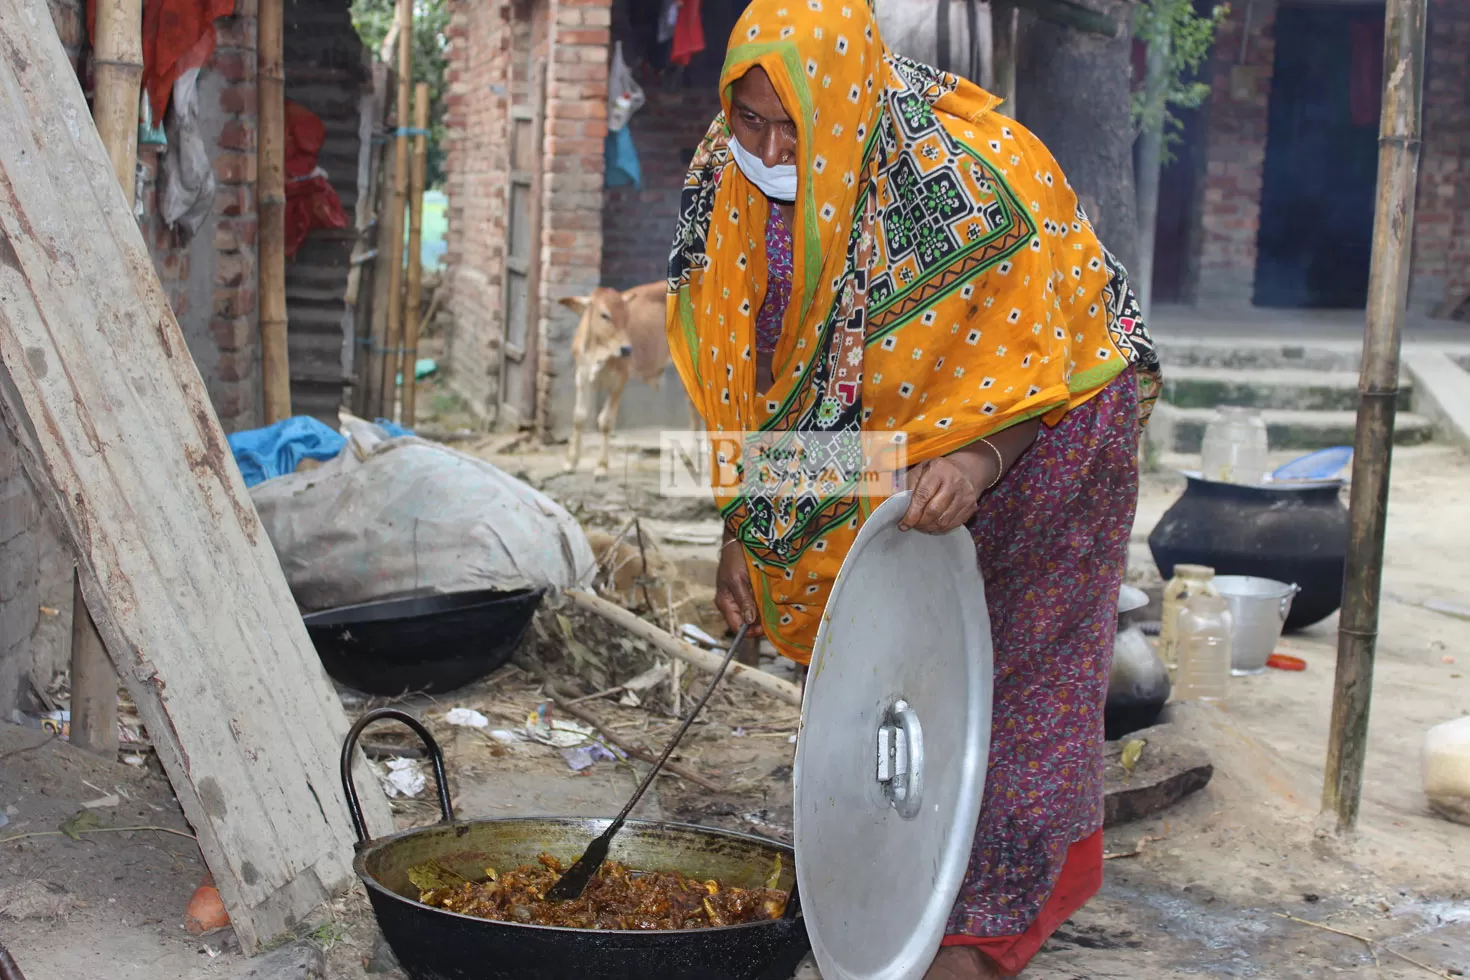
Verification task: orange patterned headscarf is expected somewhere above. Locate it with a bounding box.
[666,0,1158,663]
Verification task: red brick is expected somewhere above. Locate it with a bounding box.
[216,348,256,383]
[219,120,255,152]
[216,184,252,216]
[212,384,250,420]
[211,316,254,350]
[214,287,257,318]
[214,16,256,50]
[215,152,257,185]
[214,251,255,287]
[211,49,253,83]
[219,84,258,115]
[213,217,259,251]
[159,251,189,282]
[557,28,609,45]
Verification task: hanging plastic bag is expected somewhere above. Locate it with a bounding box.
[607,41,645,132]
[160,68,216,241]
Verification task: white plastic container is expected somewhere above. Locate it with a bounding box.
[1424,715,1470,825]
[1160,564,1217,674]
[1201,407,1270,485]
[1172,595,1233,703]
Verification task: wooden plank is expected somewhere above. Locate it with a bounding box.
[69,569,119,757]
[0,0,393,952]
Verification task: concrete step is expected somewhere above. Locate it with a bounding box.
[1161,366,1414,412]
[1151,405,1435,453]
[1157,338,1366,372]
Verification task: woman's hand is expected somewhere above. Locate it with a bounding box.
[715,539,765,636]
[899,444,1002,533]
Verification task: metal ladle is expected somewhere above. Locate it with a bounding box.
[544,623,751,901]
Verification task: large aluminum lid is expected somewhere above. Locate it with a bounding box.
[793,491,994,980]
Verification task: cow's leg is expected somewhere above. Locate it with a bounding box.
[595,375,625,478]
[566,372,591,472]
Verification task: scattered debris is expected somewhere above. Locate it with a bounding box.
[680,623,720,648]
[1267,654,1307,671]
[378,758,428,799]
[224,940,325,979]
[1274,912,1456,979]
[560,742,624,772]
[80,793,120,810]
[1120,739,1146,775]
[184,874,230,936]
[1103,832,1169,861]
[0,880,79,921]
[444,707,490,729]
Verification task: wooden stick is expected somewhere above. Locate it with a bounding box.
[566,590,803,707]
[518,658,721,792]
[91,0,143,204]
[1274,913,1452,979]
[257,0,291,423]
[1322,0,1426,833]
[364,120,398,418]
[379,0,414,421]
[401,82,429,426]
[69,570,119,758]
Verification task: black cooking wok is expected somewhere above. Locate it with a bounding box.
[306,588,543,695]
[341,708,810,980]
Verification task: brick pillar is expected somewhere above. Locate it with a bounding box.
[0,426,40,721]
[536,0,610,435]
[1416,0,1470,315]
[1193,0,1276,308]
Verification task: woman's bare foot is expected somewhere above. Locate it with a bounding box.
[923,946,1003,979]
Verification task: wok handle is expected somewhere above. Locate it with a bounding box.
[340,707,455,844]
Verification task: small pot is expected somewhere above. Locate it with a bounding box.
[1213,575,1299,675]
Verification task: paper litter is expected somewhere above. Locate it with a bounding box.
[445,707,490,728]
[379,757,428,798]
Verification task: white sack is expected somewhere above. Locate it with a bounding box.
[251,422,596,612]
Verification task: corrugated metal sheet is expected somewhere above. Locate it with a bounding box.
[283,0,371,425]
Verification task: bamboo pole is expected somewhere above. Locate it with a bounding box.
[402,82,429,425]
[379,0,414,421]
[354,63,393,417]
[92,0,143,202]
[1321,0,1426,834]
[258,0,291,423]
[74,0,140,754]
[566,590,804,707]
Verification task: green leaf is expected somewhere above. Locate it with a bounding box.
[1120,739,1147,774]
[59,809,105,841]
[407,860,469,896]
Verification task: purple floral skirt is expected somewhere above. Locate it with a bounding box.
[946,369,1140,938]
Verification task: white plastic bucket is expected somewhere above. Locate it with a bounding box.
[1212,575,1299,675]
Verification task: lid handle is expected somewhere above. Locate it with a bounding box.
[876,700,925,819]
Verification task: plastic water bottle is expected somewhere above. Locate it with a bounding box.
[1201,407,1270,485]
[1160,564,1218,674]
[1172,595,1233,703]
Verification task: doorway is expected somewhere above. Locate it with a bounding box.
[1253,3,1383,309]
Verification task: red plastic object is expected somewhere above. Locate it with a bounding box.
[1267,653,1307,671]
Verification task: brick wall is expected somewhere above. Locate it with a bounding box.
[443,0,513,417]
[1421,0,1470,315]
[0,426,40,720]
[1193,0,1469,315]
[536,0,611,434]
[601,86,720,290]
[1194,0,1275,306]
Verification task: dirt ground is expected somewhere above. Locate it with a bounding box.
[2,421,1468,980]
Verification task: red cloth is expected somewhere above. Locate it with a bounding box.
[940,829,1104,976]
[1349,19,1384,128]
[88,0,237,120]
[670,0,705,66]
[283,101,349,260]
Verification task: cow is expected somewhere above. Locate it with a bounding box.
[560,281,703,477]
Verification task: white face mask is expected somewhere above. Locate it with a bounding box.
[729,136,798,204]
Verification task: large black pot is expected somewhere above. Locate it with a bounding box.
[304,588,543,695]
[341,709,810,980]
[1148,475,1348,631]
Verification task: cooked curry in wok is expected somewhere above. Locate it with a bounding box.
[409,853,790,931]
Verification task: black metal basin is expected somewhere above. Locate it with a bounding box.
[304,588,543,695]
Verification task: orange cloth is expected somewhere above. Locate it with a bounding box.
[88,0,236,120]
[666,0,1139,663]
[941,829,1104,976]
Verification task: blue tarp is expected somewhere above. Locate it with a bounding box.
[228,416,347,487]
